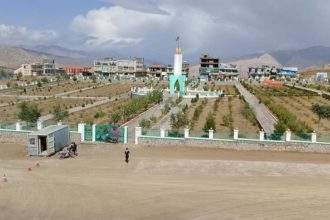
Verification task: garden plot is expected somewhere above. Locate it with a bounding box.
[65,98,130,124]
[0,97,90,122]
[271,96,330,131]
[10,81,98,96]
[187,96,259,138]
[69,82,142,98]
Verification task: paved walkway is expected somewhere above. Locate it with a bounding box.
[121,104,163,143]
[235,83,277,132]
[151,98,191,131]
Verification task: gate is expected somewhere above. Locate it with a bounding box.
[95,125,125,143]
[84,125,93,141]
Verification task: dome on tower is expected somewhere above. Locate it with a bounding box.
[175,48,182,54]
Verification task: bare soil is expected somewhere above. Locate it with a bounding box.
[2,143,330,219]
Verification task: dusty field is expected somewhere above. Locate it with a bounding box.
[2,144,330,219]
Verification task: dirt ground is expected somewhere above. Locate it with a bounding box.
[2,143,330,219]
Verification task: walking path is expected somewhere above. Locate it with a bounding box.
[286,84,330,96]
[235,83,277,132]
[39,92,130,122]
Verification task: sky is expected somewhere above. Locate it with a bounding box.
[1,0,330,63]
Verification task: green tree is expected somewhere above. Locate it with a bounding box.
[41,77,49,83]
[203,112,216,133]
[52,105,69,122]
[37,80,42,87]
[16,72,22,80]
[312,104,330,123]
[170,111,189,131]
[90,75,97,83]
[274,121,287,134]
[110,112,121,123]
[139,118,151,129]
[18,102,42,123]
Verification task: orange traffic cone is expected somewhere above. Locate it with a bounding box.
[3,175,7,183]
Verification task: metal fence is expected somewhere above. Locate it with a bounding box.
[95,124,125,143]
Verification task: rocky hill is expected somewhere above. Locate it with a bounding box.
[0,45,99,69]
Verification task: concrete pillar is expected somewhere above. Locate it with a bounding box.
[285,129,291,142]
[233,128,239,140]
[78,123,85,142]
[311,131,317,143]
[92,124,97,142]
[57,120,62,125]
[184,127,190,138]
[37,120,43,130]
[209,129,214,139]
[160,128,166,138]
[135,127,142,145]
[15,121,21,131]
[124,126,128,144]
[259,129,265,141]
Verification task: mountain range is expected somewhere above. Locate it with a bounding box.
[1,45,330,73]
[229,46,330,73]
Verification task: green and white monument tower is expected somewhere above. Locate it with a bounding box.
[169,37,186,95]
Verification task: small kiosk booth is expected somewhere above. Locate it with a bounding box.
[28,125,70,156]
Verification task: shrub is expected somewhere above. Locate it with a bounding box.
[139,118,151,129]
[203,112,216,133]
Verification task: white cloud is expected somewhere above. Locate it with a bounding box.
[0,24,57,46]
[71,0,330,61]
[72,6,170,48]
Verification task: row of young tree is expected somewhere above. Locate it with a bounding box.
[241,81,318,134]
[110,90,163,124]
[18,102,69,124]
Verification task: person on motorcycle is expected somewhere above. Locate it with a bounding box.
[71,142,78,156]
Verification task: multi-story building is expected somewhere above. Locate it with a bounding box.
[93,57,117,75]
[182,61,190,77]
[199,54,239,81]
[147,64,173,79]
[248,66,280,79]
[14,59,56,76]
[199,54,220,77]
[93,57,145,76]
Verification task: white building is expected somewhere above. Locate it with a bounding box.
[316,72,328,82]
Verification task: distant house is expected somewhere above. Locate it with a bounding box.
[248,65,279,79]
[279,67,298,76]
[64,66,93,75]
[315,72,328,81]
[14,59,57,76]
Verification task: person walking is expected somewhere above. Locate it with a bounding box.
[125,148,130,163]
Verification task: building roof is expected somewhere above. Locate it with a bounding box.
[29,125,68,136]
